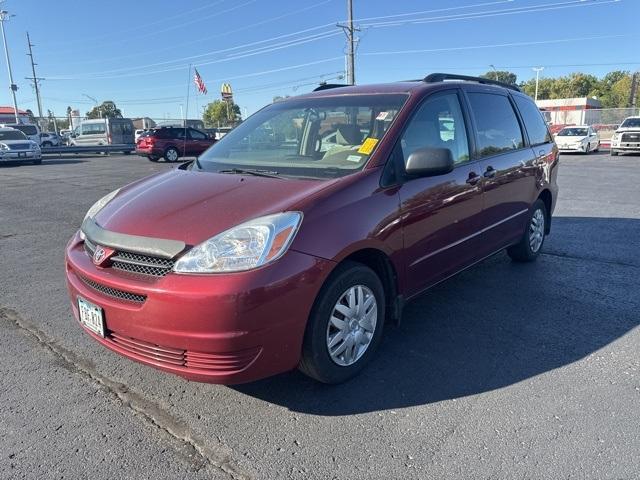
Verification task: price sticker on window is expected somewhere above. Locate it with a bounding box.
[358,137,379,155]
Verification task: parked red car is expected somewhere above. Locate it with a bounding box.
[135,126,216,162]
[66,74,559,384]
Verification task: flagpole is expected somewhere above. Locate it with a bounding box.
[183,63,191,157]
[194,66,199,127]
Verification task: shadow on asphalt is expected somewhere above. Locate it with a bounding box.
[0,159,88,167]
[234,217,639,415]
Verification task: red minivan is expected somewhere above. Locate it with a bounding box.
[135,126,216,162]
[66,74,559,384]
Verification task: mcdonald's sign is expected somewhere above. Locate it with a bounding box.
[221,83,233,101]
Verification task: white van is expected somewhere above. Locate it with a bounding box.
[0,123,41,145]
[70,118,135,153]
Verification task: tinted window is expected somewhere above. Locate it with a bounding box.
[468,93,524,158]
[189,129,207,140]
[514,95,551,145]
[400,92,470,166]
[12,125,37,136]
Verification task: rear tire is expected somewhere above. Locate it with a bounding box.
[299,261,385,384]
[164,147,179,162]
[507,199,547,263]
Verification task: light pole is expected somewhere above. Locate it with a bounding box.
[82,93,100,118]
[489,64,498,81]
[0,7,19,123]
[532,67,544,102]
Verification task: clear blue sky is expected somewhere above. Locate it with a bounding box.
[1,0,638,121]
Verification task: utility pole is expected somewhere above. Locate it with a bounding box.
[532,67,545,102]
[0,7,19,123]
[26,32,44,120]
[628,72,638,109]
[337,0,358,85]
[82,93,100,118]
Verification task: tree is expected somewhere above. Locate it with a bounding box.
[202,100,241,127]
[480,70,517,85]
[86,100,123,119]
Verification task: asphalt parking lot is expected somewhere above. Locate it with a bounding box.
[1,151,639,479]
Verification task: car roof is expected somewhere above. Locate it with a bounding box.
[284,76,520,103]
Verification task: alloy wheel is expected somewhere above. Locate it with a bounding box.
[529,208,545,253]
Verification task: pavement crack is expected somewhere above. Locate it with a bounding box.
[0,306,252,480]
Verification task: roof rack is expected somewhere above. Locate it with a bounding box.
[423,73,521,92]
[313,83,349,92]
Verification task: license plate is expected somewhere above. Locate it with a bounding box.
[78,297,105,337]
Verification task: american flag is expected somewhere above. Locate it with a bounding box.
[193,68,207,95]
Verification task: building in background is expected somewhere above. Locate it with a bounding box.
[536,97,602,126]
[0,107,31,124]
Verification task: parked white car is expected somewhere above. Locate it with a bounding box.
[610,116,640,156]
[0,127,42,164]
[555,125,599,153]
[40,132,61,147]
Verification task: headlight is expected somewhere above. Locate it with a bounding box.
[0,143,9,151]
[83,188,121,223]
[30,141,40,150]
[173,212,302,273]
[611,133,619,141]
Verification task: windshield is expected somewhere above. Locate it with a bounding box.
[620,118,640,128]
[0,130,28,141]
[558,128,588,136]
[197,94,408,179]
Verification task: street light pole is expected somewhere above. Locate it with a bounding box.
[490,64,498,81]
[82,93,100,119]
[0,8,19,123]
[532,67,544,102]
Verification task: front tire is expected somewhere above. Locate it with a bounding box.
[507,199,547,262]
[611,150,619,156]
[164,147,179,162]
[299,261,385,384]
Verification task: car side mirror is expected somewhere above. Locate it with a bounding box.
[405,147,455,177]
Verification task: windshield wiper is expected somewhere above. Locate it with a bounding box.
[217,168,282,178]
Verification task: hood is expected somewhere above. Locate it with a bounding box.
[1,139,35,147]
[616,127,640,133]
[94,169,334,246]
[556,134,587,141]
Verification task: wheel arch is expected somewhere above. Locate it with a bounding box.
[338,248,403,324]
[537,189,553,234]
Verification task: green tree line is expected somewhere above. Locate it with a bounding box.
[479,70,637,108]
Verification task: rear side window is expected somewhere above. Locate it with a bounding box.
[513,95,552,145]
[82,123,106,135]
[189,129,207,140]
[467,93,524,158]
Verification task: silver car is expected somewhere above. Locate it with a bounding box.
[0,127,42,164]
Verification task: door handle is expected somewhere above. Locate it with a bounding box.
[466,172,481,185]
[483,166,496,178]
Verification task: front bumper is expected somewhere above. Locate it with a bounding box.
[0,150,41,161]
[610,142,640,152]
[556,143,587,152]
[65,232,335,384]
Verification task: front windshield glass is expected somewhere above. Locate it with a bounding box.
[0,130,27,141]
[197,94,408,179]
[558,128,588,136]
[620,118,640,128]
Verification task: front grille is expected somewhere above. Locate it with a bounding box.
[621,132,640,142]
[79,275,146,303]
[83,239,175,277]
[107,332,261,373]
[8,142,31,150]
[111,251,175,277]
